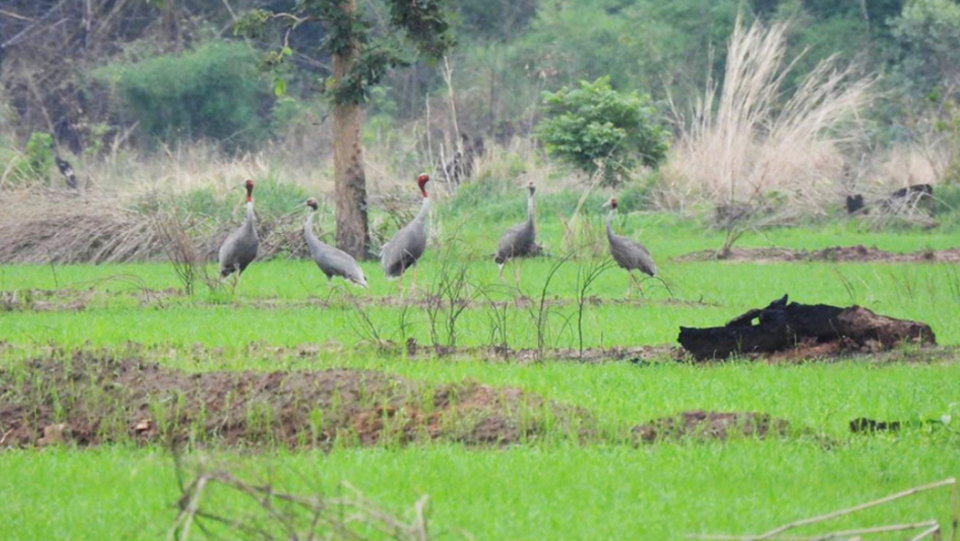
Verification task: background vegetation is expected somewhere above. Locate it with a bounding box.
[2,2,960,539]
[4,0,960,195]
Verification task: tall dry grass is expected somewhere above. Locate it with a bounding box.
[84,140,327,196]
[659,17,874,220]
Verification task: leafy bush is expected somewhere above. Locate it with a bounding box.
[0,132,54,188]
[134,176,310,223]
[891,0,960,93]
[99,41,270,151]
[536,77,668,185]
[23,132,54,182]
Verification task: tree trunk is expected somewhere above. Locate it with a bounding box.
[332,0,370,260]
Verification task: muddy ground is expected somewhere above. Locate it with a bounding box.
[0,351,596,449]
[0,351,817,450]
[1,348,934,450]
[0,285,712,313]
[676,245,960,263]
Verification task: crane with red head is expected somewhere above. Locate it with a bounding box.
[218,179,259,289]
[380,174,431,291]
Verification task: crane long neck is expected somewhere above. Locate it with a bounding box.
[304,210,319,245]
[244,201,256,230]
[414,194,430,222]
[526,192,535,224]
[605,209,615,240]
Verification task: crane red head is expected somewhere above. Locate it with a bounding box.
[606,197,618,210]
[305,197,319,211]
[244,179,255,202]
[417,174,430,197]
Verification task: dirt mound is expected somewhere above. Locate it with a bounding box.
[676,245,960,263]
[631,411,791,443]
[0,352,593,449]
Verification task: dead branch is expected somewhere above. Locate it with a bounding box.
[169,462,449,541]
[689,478,957,541]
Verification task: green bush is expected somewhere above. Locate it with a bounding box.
[535,77,668,185]
[133,176,310,223]
[23,132,54,183]
[0,132,54,188]
[99,41,270,151]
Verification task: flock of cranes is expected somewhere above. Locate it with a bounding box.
[218,175,658,293]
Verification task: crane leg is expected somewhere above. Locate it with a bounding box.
[410,265,418,294]
[514,259,523,288]
[629,271,644,297]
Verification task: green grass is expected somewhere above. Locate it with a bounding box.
[2,440,958,541]
[1,217,959,540]
[1,257,957,347]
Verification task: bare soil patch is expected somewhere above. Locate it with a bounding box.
[400,340,679,364]
[675,245,960,263]
[631,411,792,443]
[0,352,594,449]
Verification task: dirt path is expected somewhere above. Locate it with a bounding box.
[675,245,960,263]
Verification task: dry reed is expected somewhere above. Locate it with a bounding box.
[660,16,874,219]
[0,189,309,265]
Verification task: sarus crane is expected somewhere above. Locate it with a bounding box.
[603,197,656,296]
[495,182,539,284]
[303,197,368,288]
[218,179,259,288]
[381,174,430,290]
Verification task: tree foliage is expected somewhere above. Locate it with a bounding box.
[891,0,960,94]
[235,0,455,106]
[536,77,668,184]
[97,42,269,151]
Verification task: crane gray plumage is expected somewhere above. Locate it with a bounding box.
[304,198,368,287]
[495,183,539,272]
[381,174,430,279]
[605,197,656,293]
[219,179,259,278]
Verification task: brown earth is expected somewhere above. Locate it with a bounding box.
[631,411,792,443]
[0,286,713,313]
[676,245,960,263]
[0,351,594,449]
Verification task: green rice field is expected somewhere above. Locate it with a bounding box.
[1,215,958,541]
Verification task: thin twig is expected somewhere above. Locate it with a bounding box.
[690,520,939,540]
[909,525,942,541]
[754,479,957,541]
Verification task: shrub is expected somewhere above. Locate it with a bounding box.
[0,132,54,188]
[99,41,270,151]
[536,77,668,185]
[891,0,960,94]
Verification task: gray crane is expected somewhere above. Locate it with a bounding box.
[381,174,430,290]
[218,179,259,287]
[603,197,656,295]
[303,197,368,288]
[495,182,540,284]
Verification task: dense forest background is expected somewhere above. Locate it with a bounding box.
[2,0,959,193]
